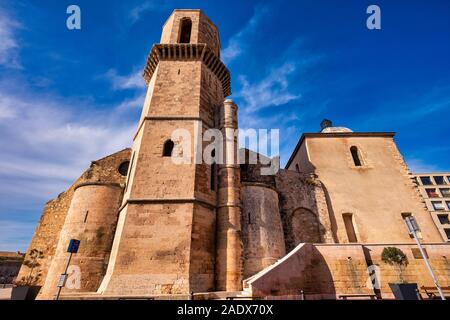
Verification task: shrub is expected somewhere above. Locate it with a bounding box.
[381,247,409,283]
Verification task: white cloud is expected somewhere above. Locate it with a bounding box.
[104,69,146,90]
[406,158,439,174]
[0,85,136,204]
[0,220,36,252]
[0,6,22,69]
[237,62,301,115]
[128,1,162,24]
[222,6,268,64]
[99,68,147,109]
[116,94,146,110]
[234,37,324,128]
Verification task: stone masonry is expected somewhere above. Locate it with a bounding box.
[18,10,450,300]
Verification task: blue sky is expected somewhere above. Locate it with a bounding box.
[0,0,449,251]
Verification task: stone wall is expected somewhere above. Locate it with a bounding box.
[364,243,450,299]
[246,243,450,299]
[241,185,285,279]
[0,252,24,285]
[17,149,130,294]
[275,169,334,252]
[160,10,221,57]
[100,202,195,296]
[287,134,443,244]
[246,244,372,299]
[38,184,124,299]
[15,181,80,287]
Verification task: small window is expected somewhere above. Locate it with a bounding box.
[295,164,300,172]
[210,150,216,191]
[426,188,439,198]
[179,18,192,44]
[118,161,130,176]
[350,146,362,167]
[440,188,450,198]
[420,176,433,185]
[211,163,216,191]
[438,214,450,225]
[343,213,358,243]
[163,140,174,157]
[432,201,445,211]
[444,228,450,240]
[434,176,446,185]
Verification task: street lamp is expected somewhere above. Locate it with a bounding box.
[55,239,80,300]
[404,215,445,300]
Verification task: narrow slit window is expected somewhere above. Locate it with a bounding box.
[179,18,192,44]
[84,211,89,223]
[210,149,216,191]
[211,163,216,191]
[350,146,362,167]
[343,213,358,243]
[163,140,174,157]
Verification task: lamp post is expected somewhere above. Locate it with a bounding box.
[404,216,445,300]
[55,239,80,300]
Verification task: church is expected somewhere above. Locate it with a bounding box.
[17,9,450,300]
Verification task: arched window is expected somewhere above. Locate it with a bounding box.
[350,146,362,166]
[163,140,174,157]
[179,18,192,44]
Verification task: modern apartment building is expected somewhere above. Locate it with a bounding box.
[414,173,450,241]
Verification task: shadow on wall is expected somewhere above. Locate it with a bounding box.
[289,207,323,246]
[320,183,339,243]
[246,243,336,299]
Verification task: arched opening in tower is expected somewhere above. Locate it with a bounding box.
[163,140,174,157]
[350,146,362,167]
[179,18,192,44]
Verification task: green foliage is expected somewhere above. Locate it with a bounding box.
[381,247,408,266]
[381,247,409,283]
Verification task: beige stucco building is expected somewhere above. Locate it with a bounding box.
[17,9,450,300]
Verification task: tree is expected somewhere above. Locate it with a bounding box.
[381,247,409,283]
[20,249,44,286]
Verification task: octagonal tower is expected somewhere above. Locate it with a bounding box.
[97,10,237,296]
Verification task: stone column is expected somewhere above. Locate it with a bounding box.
[215,99,243,291]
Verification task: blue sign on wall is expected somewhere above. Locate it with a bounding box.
[67,239,81,253]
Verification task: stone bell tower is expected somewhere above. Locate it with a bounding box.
[97,10,237,296]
